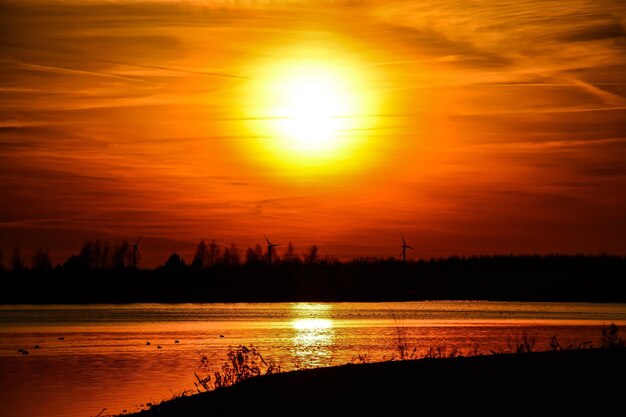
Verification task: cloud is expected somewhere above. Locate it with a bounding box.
[558,21,625,42]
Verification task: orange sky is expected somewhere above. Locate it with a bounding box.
[1,0,626,266]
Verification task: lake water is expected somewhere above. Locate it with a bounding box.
[1,301,626,417]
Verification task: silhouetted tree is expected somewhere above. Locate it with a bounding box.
[304,245,319,265]
[11,248,26,271]
[63,254,84,271]
[322,255,339,265]
[32,248,52,270]
[269,248,280,264]
[207,239,221,267]
[192,239,209,269]
[221,243,240,266]
[164,253,186,271]
[93,240,103,268]
[245,244,265,266]
[95,240,111,269]
[283,242,301,264]
[79,240,96,269]
[112,241,132,269]
[255,243,264,260]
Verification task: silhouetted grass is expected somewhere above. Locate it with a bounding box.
[390,324,625,360]
[393,323,418,360]
[195,345,280,392]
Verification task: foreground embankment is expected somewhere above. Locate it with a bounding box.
[128,348,626,417]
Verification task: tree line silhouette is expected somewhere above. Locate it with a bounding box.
[1,239,625,304]
[0,239,327,272]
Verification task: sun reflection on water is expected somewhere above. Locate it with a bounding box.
[293,318,333,331]
[291,304,335,369]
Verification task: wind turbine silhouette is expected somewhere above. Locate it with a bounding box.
[264,235,280,265]
[401,234,414,264]
[132,236,141,268]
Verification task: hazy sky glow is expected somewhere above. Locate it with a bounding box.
[1,0,625,265]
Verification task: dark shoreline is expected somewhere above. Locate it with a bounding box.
[2,255,626,304]
[127,348,626,417]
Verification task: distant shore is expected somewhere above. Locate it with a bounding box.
[2,255,626,304]
[128,348,626,417]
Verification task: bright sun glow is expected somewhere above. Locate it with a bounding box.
[242,53,382,173]
[276,69,352,153]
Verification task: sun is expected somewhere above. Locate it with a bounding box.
[241,54,382,173]
[275,68,351,154]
